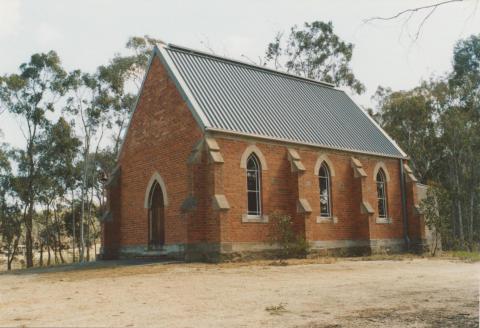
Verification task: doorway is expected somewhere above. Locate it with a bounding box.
[148,181,165,247]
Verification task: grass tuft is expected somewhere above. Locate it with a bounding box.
[444,251,480,263]
[265,303,287,315]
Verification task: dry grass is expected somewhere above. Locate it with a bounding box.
[265,303,288,315]
[441,251,480,263]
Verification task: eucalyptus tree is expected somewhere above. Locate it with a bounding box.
[442,34,480,247]
[264,21,365,94]
[0,51,67,267]
[377,34,480,250]
[65,70,110,262]
[0,144,21,270]
[373,84,442,183]
[37,117,81,263]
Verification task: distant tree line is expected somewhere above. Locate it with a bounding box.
[0,36,161,270]
[373,35,480,251]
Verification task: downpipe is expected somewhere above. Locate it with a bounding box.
[399,159,410,251]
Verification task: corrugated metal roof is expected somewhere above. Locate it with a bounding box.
[159,44,405,158]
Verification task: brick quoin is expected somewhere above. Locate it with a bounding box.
[101,54,426,261]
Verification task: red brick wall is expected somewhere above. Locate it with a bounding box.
[188,150,222,244]
[101,169,121,259]
[217,138,295,243]
[214,135,406,244]
[114,56,203,247]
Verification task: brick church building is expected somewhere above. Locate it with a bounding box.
[101,42,426,261]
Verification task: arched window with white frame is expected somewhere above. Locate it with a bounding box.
[319,162,332,217]
[246,153,262,216]
[376,168,388,218]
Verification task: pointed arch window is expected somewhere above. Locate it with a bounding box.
[376,169,388,218]
[246,153,262,216]
[319,162,332,217]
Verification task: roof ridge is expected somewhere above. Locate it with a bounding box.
[165,43,336,89]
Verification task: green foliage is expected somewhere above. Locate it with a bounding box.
[0,145,21,270]
[446,250,480,262]
[373,84,442,183]
[0,36,161,269]
[377,34,480,251]
[0,51,67,268]
[265,21,365,94]
[269,212,309,259]
[38,117,81,197]
[420,184,450,255]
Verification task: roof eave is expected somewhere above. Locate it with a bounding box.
[206,127,409,160]
[156,44,211,129]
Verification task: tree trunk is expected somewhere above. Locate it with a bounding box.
[469,191,474,247]
[80,185,85,262]
[457,199,464,245]
[25,201,34,268]
[47,244,52,266]
[71,188,76,263]
[8,236,19,271]
[57,234,65,264]
[39,243,44,266]
[80,156,87,262]
[54,208,65,264]
[53,242,59,264]
[453,158,464,246]
[87,241,90,261]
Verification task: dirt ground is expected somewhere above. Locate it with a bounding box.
[0,258,478,327]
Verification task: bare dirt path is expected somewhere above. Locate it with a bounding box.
[0,258,478,327]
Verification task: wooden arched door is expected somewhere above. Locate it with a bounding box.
[148,181,165,247]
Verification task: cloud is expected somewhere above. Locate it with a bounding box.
[0,0,21,38]
[35,22,62,46]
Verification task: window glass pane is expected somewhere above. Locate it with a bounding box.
[247,170,257,191]
[378,198,386,217]
[320,176,328,191]
[320,194,329,215]
[247,157,257,170]
[248,192,258,214]
[377,182,385,198]
[319,165,326,178]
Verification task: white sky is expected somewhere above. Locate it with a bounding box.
[0,0,479,148]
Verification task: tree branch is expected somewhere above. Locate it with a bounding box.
[364,0,464,23]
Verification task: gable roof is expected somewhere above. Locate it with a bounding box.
[126,43,407,159]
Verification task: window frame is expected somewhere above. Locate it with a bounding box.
[376,168,388,219]
[246,153,262,217]
[318,162,332,218]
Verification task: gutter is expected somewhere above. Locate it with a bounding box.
[207,127,409,160]
[399,159,410,250]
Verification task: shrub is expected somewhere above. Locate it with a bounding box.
[269,212,309,259]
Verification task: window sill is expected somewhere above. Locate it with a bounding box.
[316,216,338,224]
[376,217,392,224]
[242,214,269,223]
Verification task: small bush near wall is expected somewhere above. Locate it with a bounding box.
[269,212,309,259]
